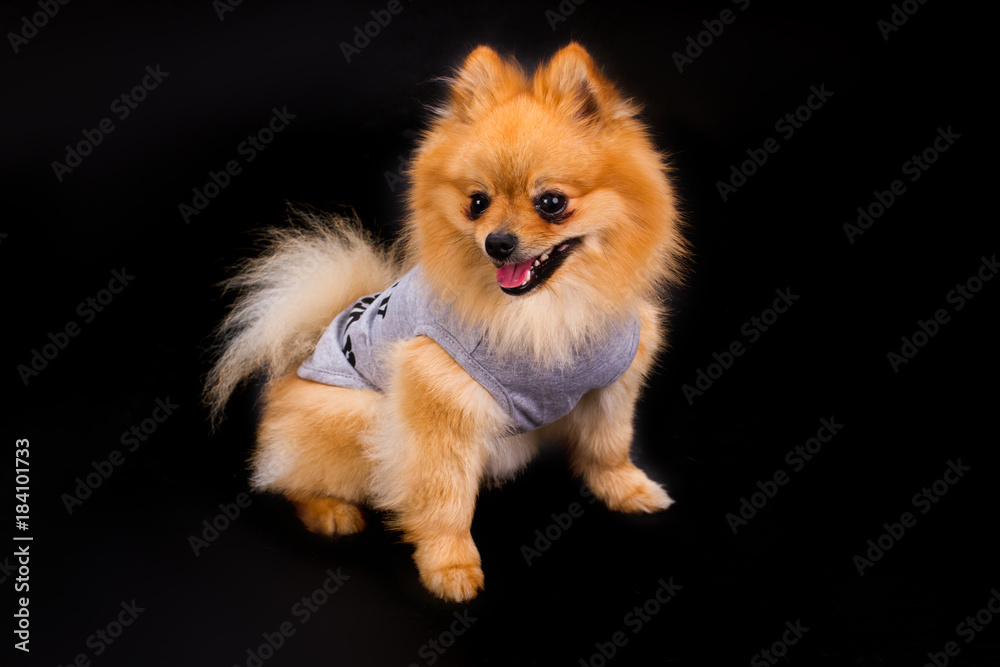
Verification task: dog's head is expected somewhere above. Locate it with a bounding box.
[407,44,685,355]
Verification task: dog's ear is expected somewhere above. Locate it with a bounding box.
[444,46,526,121]
[533,43,636,124]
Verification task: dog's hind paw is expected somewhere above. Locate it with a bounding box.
[293,496,366,537]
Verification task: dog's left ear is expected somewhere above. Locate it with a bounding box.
[533,43,636,124]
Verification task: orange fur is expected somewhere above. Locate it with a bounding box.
[210,44,687,601]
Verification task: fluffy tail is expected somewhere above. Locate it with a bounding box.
[204,208,400,425]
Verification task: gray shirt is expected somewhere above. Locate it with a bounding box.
[297,267,640,434]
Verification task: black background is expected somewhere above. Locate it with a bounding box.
[2,1,995,666]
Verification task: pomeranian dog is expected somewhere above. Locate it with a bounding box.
[205,43,686,602]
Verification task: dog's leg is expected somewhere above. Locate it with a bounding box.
[560,305,674,513]
[372,336,507,602]
[563,379,673,513]
[253,374,379,536]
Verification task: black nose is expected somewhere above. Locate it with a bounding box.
[485,231,518,261]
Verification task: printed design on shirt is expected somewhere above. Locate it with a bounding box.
[377,294,391,318]
[340,282,397,368]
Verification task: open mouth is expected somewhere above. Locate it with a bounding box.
[494,238,581,296]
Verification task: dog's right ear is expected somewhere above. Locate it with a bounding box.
[442,46,526,122]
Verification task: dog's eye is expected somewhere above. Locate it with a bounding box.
[534,192,568,220]
[469,193,491,220]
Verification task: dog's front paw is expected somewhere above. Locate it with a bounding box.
[421,562,484,602]
[414,536,484,602]
[586,464,674,514]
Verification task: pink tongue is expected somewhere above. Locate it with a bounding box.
[497,258,535,288]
